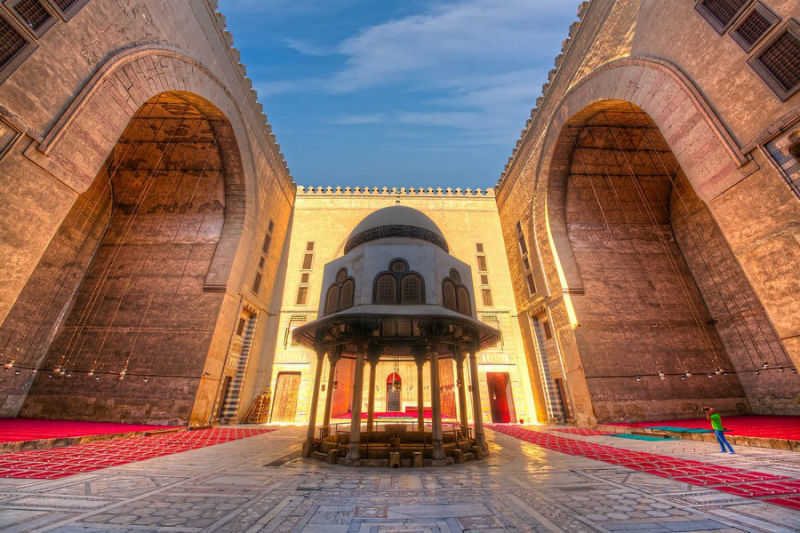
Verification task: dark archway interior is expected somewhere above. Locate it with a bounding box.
[3,92,241,424]
[559,101,795,421]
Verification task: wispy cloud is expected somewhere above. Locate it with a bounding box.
[327,0,575,93]
[284,38,336,57]
[330,113,386,125]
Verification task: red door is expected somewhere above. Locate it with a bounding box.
[487,372,515,423]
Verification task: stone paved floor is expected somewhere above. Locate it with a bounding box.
[0,426,799,532]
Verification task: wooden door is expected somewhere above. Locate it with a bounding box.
[271,372,301,423]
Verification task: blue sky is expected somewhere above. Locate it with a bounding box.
[219,0,583,188]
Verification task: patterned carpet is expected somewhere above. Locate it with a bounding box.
[0,428,274,479]
[551,427,611,436]
[0,418,178,442]
[490,425,800,511]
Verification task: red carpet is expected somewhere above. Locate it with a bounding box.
[612,416,800,440]
[490,425,800,511]
[0,419,178,443]
[552,428,610,436]
[0,428,273,479]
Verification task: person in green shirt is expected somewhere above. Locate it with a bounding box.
[704,407,735,454]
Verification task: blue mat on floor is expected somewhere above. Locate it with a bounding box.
[610,433,673,441]
[643,426,713,434]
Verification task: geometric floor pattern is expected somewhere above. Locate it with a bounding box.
[491,424,800,511]
[0,428,274,480]
[0,426,799,532]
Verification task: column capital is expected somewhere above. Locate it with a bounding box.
[367,343,382,366]
[411,344,427,365]
[314,347,326,361]
[328,345,343,366]
[452,346,466,363]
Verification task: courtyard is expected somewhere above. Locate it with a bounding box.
[0,426,799,532]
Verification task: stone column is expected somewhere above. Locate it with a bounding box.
[469,348,487,451]
[413,347,426,431]
[366,346,381,433]
[303,348,326,457]
[455,349,468,434]
[322,348,340,431]
[346,348,366,461]
[430,350,444,460]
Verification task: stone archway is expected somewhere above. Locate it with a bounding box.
[3,90,249,425]
[530,60,800,422]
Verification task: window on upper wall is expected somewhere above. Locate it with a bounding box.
[443,279,457,310]
[442,269,470,316]
[296,286,308,305]
[481,289,493,307]
[49,0,87,20]
[476,255,487,272]
[476,243,484,253]
[323,268,355,315]
[480,274,489,286]
[7,0,54,36]
[374,259,425,305]
[252,272,262,294]
[516,221,536,296]
[375,274,397,304]
[325,284,340,315]
[284,315,306,347]
[236,318,246,336]
[401,274,423,304]
[481,315,503,350]
[526,274,536,294]
[732,2,780,51]
[0,12,35,82]
[695,0,749,34]
[302,253,313,270]
[749,19,800,101]
[542,317,553,339]
[339,279,354,309]
[456,286,471,315]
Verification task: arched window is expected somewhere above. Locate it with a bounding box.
[390,259,408,273]
[375,274,397,304]
[442,267,471,316]
[401,274,423,304]
[456,286,471,315]
[324,268,354,315]
[449,269,461,283]
[325,285,340,315]
[339,279,354,309]
[373,259,425,305]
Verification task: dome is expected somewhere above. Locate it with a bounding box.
[345,205,449,253]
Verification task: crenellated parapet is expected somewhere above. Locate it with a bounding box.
[297,185,496,198]
[205,0,294,185]
[496,0,592,192]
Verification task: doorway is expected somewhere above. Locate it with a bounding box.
[271,372,301,423]
[487,372,515,423]
[386,372,402,412]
